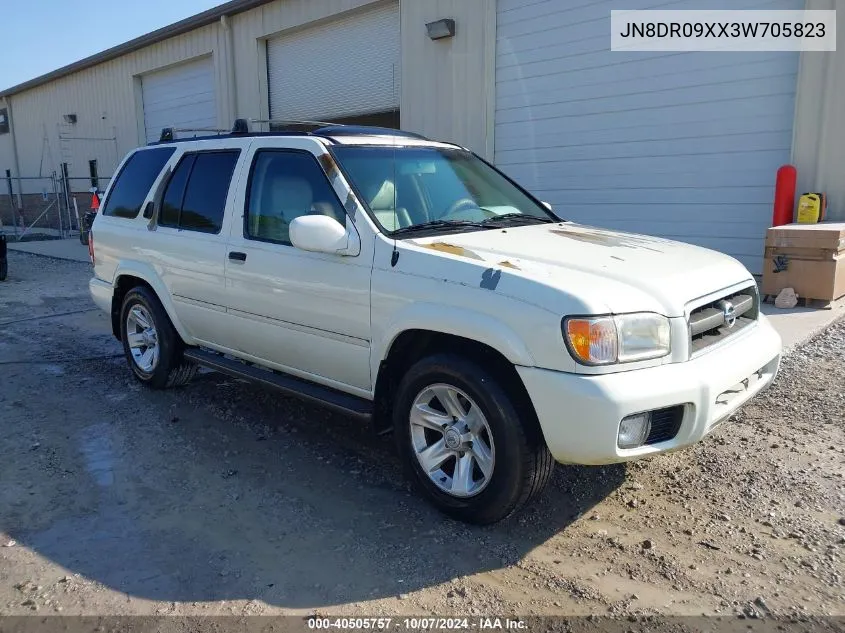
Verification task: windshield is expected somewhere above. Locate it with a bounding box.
[331,146,557,235]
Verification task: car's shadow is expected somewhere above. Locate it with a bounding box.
[4,358,626,609]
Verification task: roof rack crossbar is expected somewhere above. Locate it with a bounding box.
[248,118,344,127]
[159,126,230,142]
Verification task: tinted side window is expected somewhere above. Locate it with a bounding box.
[102,147,175,218]
[245,151,346,245]
[179,152,239,234]
[159,155,195,228]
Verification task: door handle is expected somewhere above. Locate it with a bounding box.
[228,251,247,262]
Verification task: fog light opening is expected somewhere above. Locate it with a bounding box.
[618,412,652,449]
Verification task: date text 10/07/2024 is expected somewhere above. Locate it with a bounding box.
[307,618,527,630]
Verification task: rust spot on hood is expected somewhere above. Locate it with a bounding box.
[551,225,663,253]
[421,242,484,260]
[498,260,519,270]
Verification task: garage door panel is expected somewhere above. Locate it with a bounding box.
[142,57,216,143]
[496,115,793,152]
[501,150,790,189]
[497,75,797,126]
[145,91,216,113]
[540,204,772,225]
[267,2,400,122]
[497,59,798,110]
[519,168,783,191]
[497,51,798,96]
[498,0,799,38]
[536,186,777,206]
[495,96,797,141]
[146,68,210,97]
[496,131,793,164]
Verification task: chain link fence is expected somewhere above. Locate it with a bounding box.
[1,173,110,240]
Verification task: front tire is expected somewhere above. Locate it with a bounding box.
[120,286,197,389]
[393,353,554,524]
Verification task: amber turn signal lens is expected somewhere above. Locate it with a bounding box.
[564,317,617,364]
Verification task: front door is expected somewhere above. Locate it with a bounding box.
[223,138,373,394]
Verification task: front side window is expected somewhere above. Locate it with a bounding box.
[158,150,239,234]
[331,146,555,234]
[245,150,346,246]
[102,147,175,219]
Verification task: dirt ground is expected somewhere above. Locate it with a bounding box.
[0,251,843,618]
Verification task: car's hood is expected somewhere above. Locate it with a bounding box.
[408,222,754,317]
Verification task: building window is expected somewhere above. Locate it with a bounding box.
[0,108,8,135]
[89,159,99,190]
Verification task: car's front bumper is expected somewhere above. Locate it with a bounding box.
[518,316,782,465]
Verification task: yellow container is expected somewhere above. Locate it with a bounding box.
[796,193,822,224]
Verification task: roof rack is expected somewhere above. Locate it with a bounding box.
[152,118,428,145]
[239,118,426,139]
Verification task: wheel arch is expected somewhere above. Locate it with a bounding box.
[110,263,192,344]
[373,328,541,438]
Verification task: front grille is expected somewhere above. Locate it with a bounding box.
[645,406,685,445]
[688,285,759,355]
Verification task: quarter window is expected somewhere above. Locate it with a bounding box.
[158,150,239,234]
[102,147,175,219]
[245,150,346,245]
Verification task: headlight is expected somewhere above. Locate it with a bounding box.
[563,313,671,365]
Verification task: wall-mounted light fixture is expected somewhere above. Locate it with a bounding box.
[63,113,77,124]
[426,18,456,40]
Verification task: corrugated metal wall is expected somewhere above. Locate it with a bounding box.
[5,23,227,193]
[400,0,496,158]
[2,0,493,192]
[793,0,845,223]
[495,0,802,273]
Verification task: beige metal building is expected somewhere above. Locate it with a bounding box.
[0,0,841,272]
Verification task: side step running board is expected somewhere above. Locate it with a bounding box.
[183,348,373,421]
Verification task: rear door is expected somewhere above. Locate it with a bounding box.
[149,139,251,346]
[223,138,373,394]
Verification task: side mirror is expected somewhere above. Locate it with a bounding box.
[542,201,553,211]
[289,215,352,255]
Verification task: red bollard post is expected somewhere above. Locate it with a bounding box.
[772,165,797,227]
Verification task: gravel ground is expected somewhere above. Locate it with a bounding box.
[0,250,843,618]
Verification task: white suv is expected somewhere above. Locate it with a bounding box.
[89,122,782,524]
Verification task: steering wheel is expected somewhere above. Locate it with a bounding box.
[441,198,497,221]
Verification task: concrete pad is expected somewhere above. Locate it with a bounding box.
[762,298,845,351]
[7,238,90,263]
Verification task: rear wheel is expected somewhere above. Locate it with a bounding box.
[120,286,197,389]
[393,353,554,524]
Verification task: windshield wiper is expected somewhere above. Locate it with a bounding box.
[480,213,556,226]
[391,219,488,236]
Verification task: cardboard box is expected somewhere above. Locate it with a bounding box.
[761,223,845,302]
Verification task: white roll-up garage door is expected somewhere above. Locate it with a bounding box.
[141,57,217,143]
[267,2,400,122]
[495,0,801,273]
